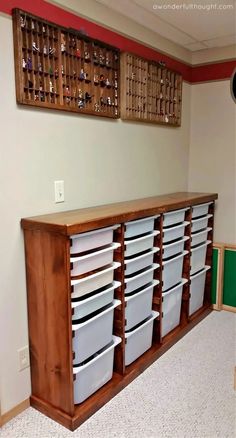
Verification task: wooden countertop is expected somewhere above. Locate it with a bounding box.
[21,191,218,235]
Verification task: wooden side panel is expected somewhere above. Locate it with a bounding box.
[12,9,24,104]
[24,229,74,415]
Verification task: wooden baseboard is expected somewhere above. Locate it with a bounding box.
[222,305,236,313]
[0,398,30,427]
[212,304,221,311]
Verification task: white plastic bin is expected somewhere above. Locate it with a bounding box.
[125,311,158,365]
[125,280,159,330]
[163,221,189,243]
[72,299,120,364]
[70,242,120,276]
[190,240,211,275]
[192,202,212,219]
[70,225,120,254]
[124,264,159,294]
[125,231,159,257]
[191,214,212,233]
[162,279,188,337]
[162,251,188,292]
[189,266,210,315]
[73,335,121,404]
[124,247,159,276]
[191,227,212,247]
[125,215,159,238]
[72,281,121,320]
[71,262,121,299]
[163,208,189,227]
[162,236,189,260]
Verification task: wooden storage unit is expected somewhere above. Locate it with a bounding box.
[13,9,120,118]
[120,52,182,126]
[21,191,217,431]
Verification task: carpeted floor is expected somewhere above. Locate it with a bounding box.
[1,310,235,438]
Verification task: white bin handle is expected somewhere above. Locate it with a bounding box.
[125,230,159,245]
[125,280,159,302]
[70,242,120,263]
[71,281,121,309]
[191,240,211,254]
[190,265,211,280]
[71,224,120,240]
[71,262,121,286]
[124,264,159,284]
[73,335,121,374]
[162,235,189,250]
[72,299,121,330]
[162,250,188,267]
[125,311,159,338]
[191,214,212,224]
[125,215,159,225]
[162,278,188,297]
[163,221,190,232]
[125,247,159,265]
[164,207,189,217]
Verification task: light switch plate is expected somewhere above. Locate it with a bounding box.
[18,346,30,371]
[54,180,64,203]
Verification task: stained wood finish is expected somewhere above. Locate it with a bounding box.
[153,215,162,344]
[113,224,125,374]
[181,207,192,326]
[24,229,74,415]
[21,192,217,430]
[120,52,182,126]
[21,192,218,235]
[12,9,120,119]
[31,307,212,430]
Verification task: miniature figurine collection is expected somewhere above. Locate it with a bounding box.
[14,9,182,124]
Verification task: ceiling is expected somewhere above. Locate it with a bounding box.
[95,0,236,51]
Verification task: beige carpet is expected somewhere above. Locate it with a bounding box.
[0,310,235,438]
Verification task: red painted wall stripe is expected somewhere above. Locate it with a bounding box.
[191,60,236,83]
[0,0,235,82]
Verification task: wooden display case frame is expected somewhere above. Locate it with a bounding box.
[21,192,217,431]
[120,52,182,126]
[12,9,120,119]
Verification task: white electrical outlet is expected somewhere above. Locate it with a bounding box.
[18,346,30,371]
[54,180,64,203]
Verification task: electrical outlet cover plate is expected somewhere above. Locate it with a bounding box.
[18,346,30,371]
[54,180,64,203]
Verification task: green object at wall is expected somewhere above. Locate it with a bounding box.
[211,248,218,305]
[223,249,236,307]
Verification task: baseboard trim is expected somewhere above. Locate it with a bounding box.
[212,304,221,311]
[0,398,30,427]
[222,305,236,313]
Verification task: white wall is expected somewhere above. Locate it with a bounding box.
[188,80,236,243]
[0,13,191,414]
